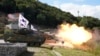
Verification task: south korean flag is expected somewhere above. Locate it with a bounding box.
[18,14,29,28]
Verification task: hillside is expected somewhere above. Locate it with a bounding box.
[0,0,100,28]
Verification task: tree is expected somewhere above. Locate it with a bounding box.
[79,16,88,27]
[36,13,46,24]
[79,16,100,29]
[0,0,100,28]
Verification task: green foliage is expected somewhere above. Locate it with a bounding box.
[0,0,16,13]
[36,13,46,24]
[79,17,88,26]
[4,27,14,41]
[55,48,95,56]
[0,28,4,34]
[79,16,100,29]
[86,42,100,56]
[0,0,100,28]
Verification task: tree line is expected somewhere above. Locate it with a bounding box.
[0,0,100,29]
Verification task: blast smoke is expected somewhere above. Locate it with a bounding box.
[54,23,100,50]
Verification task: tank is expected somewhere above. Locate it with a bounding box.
[4,28,48,46]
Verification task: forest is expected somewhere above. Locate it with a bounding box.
[0,0,100,29]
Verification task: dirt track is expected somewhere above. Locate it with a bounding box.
[19,46,62,56]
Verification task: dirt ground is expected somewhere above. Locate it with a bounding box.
[19,46,57,56]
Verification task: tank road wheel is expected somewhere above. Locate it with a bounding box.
[36,42,41,47]
[27,42,40,47]
[32,42,40,47]
[28,43,34,46]
[27,43,31,46]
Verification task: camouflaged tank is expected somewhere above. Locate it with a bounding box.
[4,28,48,46]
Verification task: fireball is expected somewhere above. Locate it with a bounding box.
[55,23,92,48]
